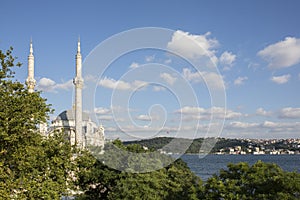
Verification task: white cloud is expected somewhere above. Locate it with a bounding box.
[164,58,172,64]
[145,55,155,62]
[227,121,259,129]
[279,107,300,119]
[261,121,277,128]
[135,114,159,121]
[256,108,272,116]
[182,68,202,81]
[270,74,290,84]
[38,78,56,91]
[175,106,205,115]
[84,74,97,83]
[160,72,177,85]
[257,37,300,69]
[220,51,236,70]
[136,115,152,121]
[175,106,243,120]
[225,120,300,136]
[167,30,219,63]
[260,121,300,133]
[98,115,114,121]
[55,80,73,90]
[99,77,148,91]
[182,68,225,90]
[129,62,140,69]
[37,77,73,92]
[99,77,130,90]
[94,107,111,115]
[153,85,166,92]
[234,76,248,86]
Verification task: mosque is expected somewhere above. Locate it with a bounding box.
[25,40,105,148]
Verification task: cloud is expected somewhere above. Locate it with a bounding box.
[37,77,73,92]
[99,77,148,91]
[175,106,205,115]
[153,86,166,92]
[270,74,290,84]
[94,107,111,115]
[160,72,177,85]
[129,62,140,69]
[260,121,300,133]
[93,106,131,122]
[55,80,73,90]
[98,115,114,121]
[136,115,152,121]
[135,114,159,121]
[145,55,155,62]
[279,107,300,119]
[175,106,243,120]
[164,59,172,64]
[167,30,219,63]
[227,121,259,129]
[225,121,300,134]
[84,74,97,83]
[220,51,236,70]
[182,68,225,90]
[257,37,300,69]
[234,76,248,86]
[256,107,272,116]
[38,78,56,91]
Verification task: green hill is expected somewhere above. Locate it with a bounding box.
[124,137,249,154]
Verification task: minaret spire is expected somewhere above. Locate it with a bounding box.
[77,36,81,53]
[73,38,84,147]
[30,38,33,54]
[26,39,36,93]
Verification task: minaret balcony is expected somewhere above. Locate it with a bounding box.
[26,78,36,86]
[73,77,84,87]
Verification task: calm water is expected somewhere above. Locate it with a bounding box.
[181,154,300,181]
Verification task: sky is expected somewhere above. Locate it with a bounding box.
[1,0,300,140]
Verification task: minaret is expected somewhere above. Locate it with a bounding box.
[73,38,84,147]
[26,39,36,93]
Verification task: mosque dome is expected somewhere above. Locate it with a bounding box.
[56,109,91,122]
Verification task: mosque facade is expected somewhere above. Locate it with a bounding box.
[26,40,105,148]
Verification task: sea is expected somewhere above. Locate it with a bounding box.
[181,154,300,181]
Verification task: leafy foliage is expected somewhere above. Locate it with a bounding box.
[76,141,202,200]
[201,161,300,200]
[124,137,173,151]
[0,46,74,199]
[0,47,22,79]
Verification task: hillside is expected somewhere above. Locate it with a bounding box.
[124,137,300,154]
[124,137,247,154]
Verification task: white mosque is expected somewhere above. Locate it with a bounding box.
[26,40,105,148]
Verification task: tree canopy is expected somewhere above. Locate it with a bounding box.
[0,46,75,199]
[75,141,202,200]
[201,161,300,200]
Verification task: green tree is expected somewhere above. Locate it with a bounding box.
[76,141,202,200]
[202,161,300,200]
[74,149,121,200]
[0,46,75,199]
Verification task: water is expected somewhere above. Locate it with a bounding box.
[181,154,300,181]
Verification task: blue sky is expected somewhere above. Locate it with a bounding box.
[1,0,300,140]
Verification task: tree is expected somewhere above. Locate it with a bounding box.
[75,141,202,200]
[0,46,74,199]
[201,161,300,200]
